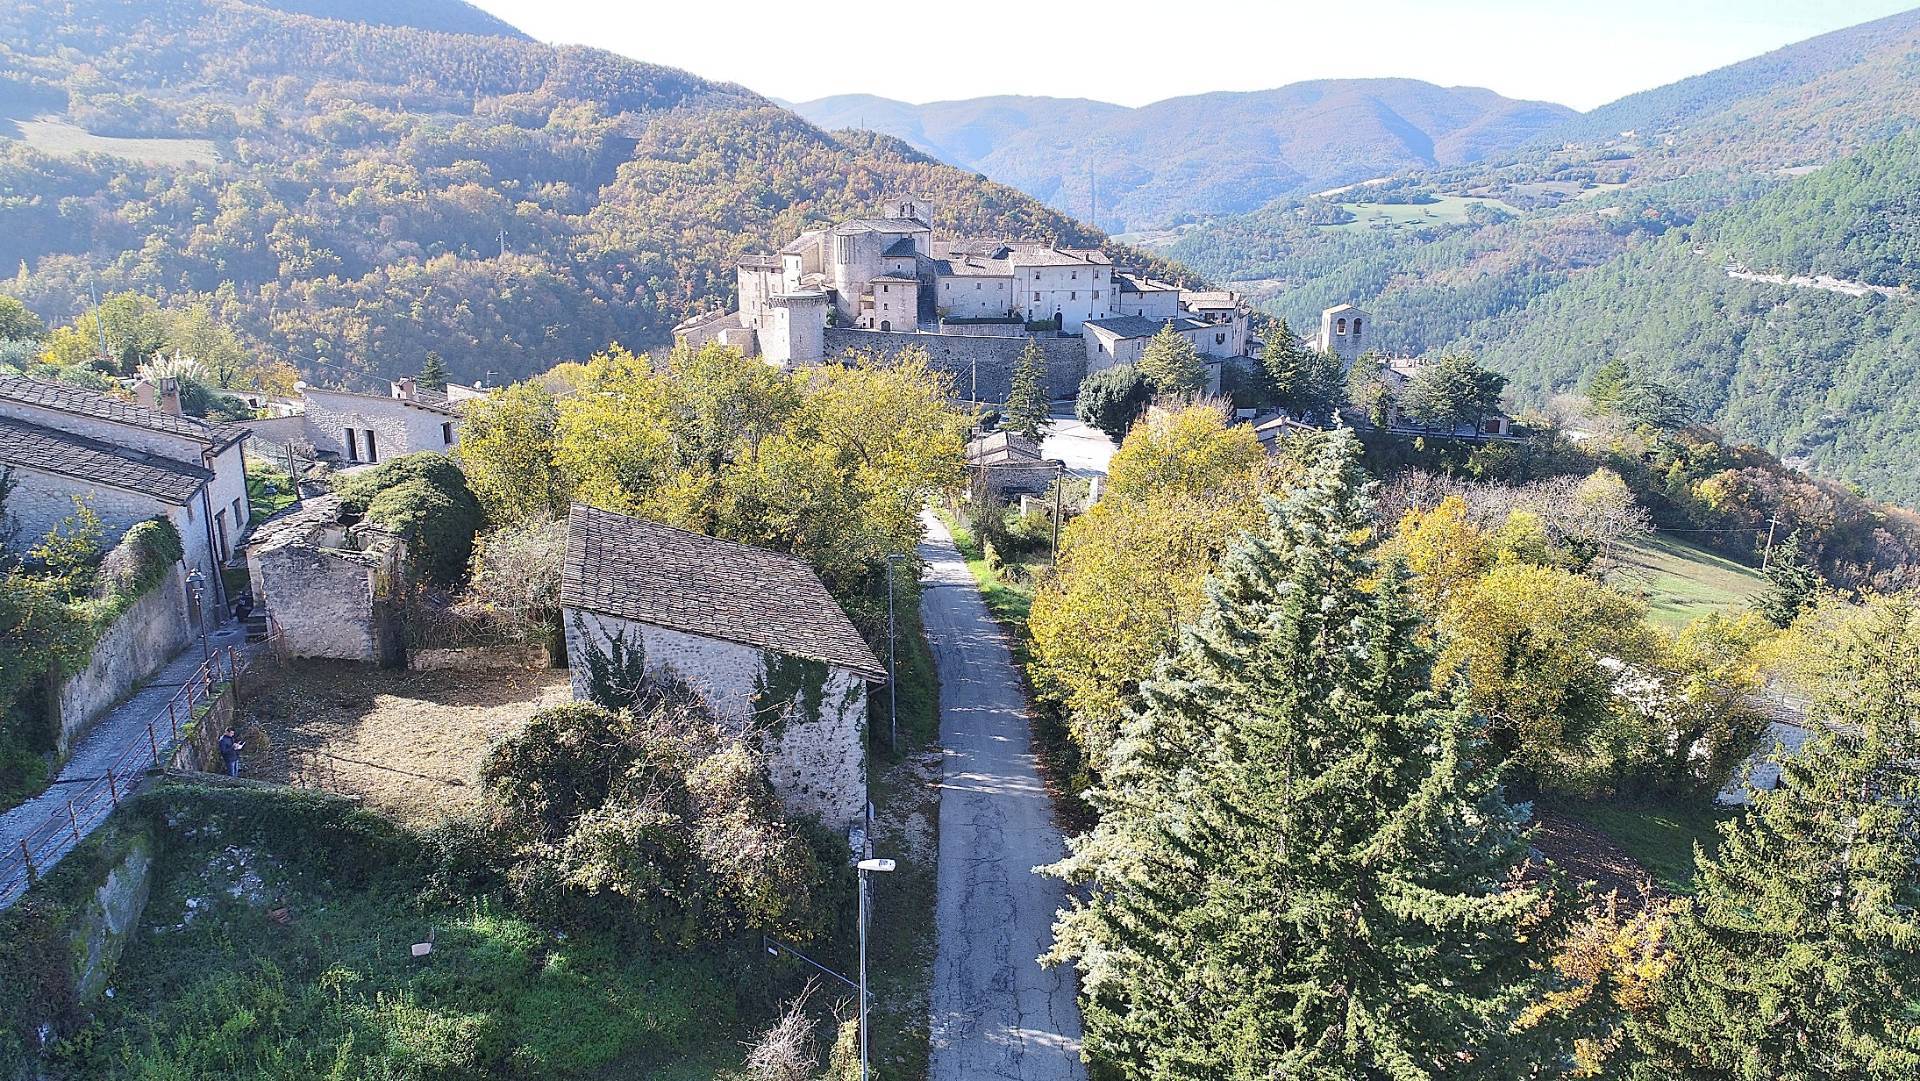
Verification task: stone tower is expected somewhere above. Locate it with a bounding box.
[882,195,932,224]
[1319,303,1368,368]
[762,290,829,368]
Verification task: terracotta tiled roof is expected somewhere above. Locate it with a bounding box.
[0,375,245,448]
[562,503,885,679]
[0,415,212,504]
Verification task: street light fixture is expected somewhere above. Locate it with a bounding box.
[184,567,212,667]
[856,856,896,1081]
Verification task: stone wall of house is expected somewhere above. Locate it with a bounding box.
[52,564,191,756]
[301,389,456,465]
[4,466,177,554]
[563,609,867,830]
[822,328,1087,402]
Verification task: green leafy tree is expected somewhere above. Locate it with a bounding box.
[1005,338,1051,440]
[1631,599,1920,1079]
[1586,357,1630,412]
[1402,351,1507,430]
[456,381,568,526]
[1074,363,1151,441]
[418,351,450,392]
[1046,432,1560,1079]
[1758,531,1819,627]
[1347,351,1398,428]
[30,495,105,600]
[1136,322,1204,398]
[0,296,45,342]
[335,453,484,585]
[1260,321,1346,421]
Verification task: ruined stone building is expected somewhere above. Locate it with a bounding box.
[559,503,883,835]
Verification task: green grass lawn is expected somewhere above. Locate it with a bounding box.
[246,467,297,523]
[1324,194,1523,232]
[7,117,219,166]
[1544,796,1736,895]
[936,510,1039,630]
[1613,533,1766,630]
[29,785,784,1081]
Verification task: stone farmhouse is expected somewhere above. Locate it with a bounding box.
[0,375,250,620]
[243,376,485,470]
[560,503,883,835]
[674,197,1252,401]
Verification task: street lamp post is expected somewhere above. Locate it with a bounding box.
[184,567,212,667]
[856,856,895,1081]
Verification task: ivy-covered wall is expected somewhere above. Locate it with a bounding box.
[563,608,868,831]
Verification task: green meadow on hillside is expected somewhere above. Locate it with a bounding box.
[1613,533,1766,629]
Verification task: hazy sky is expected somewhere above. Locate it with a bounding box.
[467,0,1916,111]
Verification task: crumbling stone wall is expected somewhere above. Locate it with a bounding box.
[563,609,867,831]
[245,497,406,665]
[53,564,191,755]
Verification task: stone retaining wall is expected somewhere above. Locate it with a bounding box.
[823,328,1086,402]
[53,566,190,756]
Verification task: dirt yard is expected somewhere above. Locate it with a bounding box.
[234,660,572,826]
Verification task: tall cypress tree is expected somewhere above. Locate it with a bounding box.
[1046,431,1561,1079]
[1758,531,1819,628]
[1006,338,1052,440]
[1631,600,1920,1080]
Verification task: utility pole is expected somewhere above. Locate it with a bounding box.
[1051,467,1064,565]
[884,552,905,751]
[89,273,110,366]
[1762,514,1783,569]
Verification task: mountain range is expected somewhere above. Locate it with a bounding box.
[790,82,1577,232]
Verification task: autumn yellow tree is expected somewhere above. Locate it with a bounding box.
[457,381,567,526]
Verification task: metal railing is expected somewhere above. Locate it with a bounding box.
[0,633,278,908]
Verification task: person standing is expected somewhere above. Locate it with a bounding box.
[218,727,243,777]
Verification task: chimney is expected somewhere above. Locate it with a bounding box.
[156,376,183,416]
[393,377,416,401]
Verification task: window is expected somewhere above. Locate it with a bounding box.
[975,282,981,290]
[1352,318,1363,336]
[1034,292,1041,302]
[1337,317,1348,334]
[1070,292,1076,300]
[345,428,359,462]
[215,509,229,563]
[232,496,244,526]
[442,422,455,446]
[1071,271,1077,279]
[834,235,853,262]
[1093,290,1100,299]
[881,284,888,293]
[1215,333,1226,346]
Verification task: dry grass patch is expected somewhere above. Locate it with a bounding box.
[236,660,570,826]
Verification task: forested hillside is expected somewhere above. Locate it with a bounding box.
[793,81,1574,232]
[0,0,1107,387]
[1468,132,1920,502]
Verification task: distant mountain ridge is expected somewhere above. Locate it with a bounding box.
[793,81,1577,231]
[247,0,528,38]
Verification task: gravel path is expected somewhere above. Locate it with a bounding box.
[0,623,249,908]
[921,511,1085,1080]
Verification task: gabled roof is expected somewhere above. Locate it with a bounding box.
[0,415,212,504]
[0,375,245,449]
[302,384,462,418]
[1084,315,1209,339]
[966,430,1044,465]
[562,503,885,679]
[1116,273,1179,294]
[832,217,931,236]
[780,230,824,256]
[1182,290,1241,308]
[882,237,918,258]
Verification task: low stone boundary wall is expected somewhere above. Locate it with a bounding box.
[407,645,550,671]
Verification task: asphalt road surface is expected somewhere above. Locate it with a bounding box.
[1038,406,1115,480]
[921,511,1086,1080]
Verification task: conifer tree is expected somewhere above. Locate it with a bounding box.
[1006,338,1051,440]
[1630,599,1920,1080]
[1261,320,1346,421]
[1758,531,1819,628]
[1137,322,1204,398]
[418,350,450,392]
[1046,430,1561,1079]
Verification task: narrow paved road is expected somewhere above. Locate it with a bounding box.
[921,511,1085,1081]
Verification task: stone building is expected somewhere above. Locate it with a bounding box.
[298,378,474,467]
[1317,303,1369,367]
[671,199,1250,403]
[0,375,250,619]
[560,503,883,834]
[243,494,408,663]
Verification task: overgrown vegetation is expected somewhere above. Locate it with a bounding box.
[335,452,485,585]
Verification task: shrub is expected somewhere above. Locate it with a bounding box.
[336,453,483,585]
[1075,363,1151,441]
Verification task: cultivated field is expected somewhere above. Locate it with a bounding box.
[1324,194,1524,232]
[5,116,219,166]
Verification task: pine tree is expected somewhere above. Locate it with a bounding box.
[1631,599,1920,1079]
[418,350,450,392]
[1137,322,1204,398]
[1006,338,1051,440]
[1260,320,1346,422]
[1758,531,1819,628]
[1046,430,1561,1079]
[1260,318,1306,403]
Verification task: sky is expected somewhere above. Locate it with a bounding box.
[467,0,1917,111]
